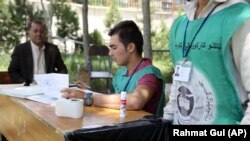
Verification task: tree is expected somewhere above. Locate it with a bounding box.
[0,0,80,54]
[0,0,12,53]
[142,0,152,59]
[89,29,104,45]
[41,0,53,42]
[82,0,90,69]
[103,0,122,29]
[53,0,79,39]
[0,0,43,53]
[0,0,8,17]
[151,21,169,50]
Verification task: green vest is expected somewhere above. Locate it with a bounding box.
[169,3,250,124]
[113,65,165,116]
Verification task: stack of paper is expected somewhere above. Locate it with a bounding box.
[34,73,69,99]
[0,73,69,104]
[0,85,43,98]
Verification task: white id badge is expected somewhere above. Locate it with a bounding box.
[173,60,192,82]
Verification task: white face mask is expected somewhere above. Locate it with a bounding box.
[214,0,228,2]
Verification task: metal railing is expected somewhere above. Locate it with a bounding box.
[73,0,186,12]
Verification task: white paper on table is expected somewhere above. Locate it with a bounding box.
[26,94,58,104]
[0,85,43,98]
[34,73,69,99]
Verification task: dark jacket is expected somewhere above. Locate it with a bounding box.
[8,41,68,83]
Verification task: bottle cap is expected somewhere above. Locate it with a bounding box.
[120,91,127,100]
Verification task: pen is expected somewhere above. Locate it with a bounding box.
[69,83,78,87]
[81,84,91,89]
[69,82,91,89]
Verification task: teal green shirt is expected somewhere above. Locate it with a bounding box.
[113,62,165,116]
[169,3,250,124]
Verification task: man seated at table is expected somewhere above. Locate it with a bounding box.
[61,20,165,116]
[8,20,68,84]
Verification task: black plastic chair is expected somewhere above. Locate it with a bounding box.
[87,44,113,93]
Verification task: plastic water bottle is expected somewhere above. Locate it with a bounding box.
[120,91,127,118]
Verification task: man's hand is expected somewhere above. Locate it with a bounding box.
[75,81,91,89]
[60,88,85,99]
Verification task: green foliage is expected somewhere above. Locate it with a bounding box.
[53,0,80,39]
[65,29,103,82]
[89,29,104,45]
[0,54,11,71]
[151,21,169,50]
[151,21,173,83]
[152,50,173,83]
[0,0,9,18]
[75,29,104,54]
[153,52,173,83]
[103,0,122,28]
[88,0,107,6]
[0,0,79,54]
[177,5,185,16]
[62,52,85,82]
[0,0,43,54]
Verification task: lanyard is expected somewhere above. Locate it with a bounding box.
[182,3,223,58]
[122,59,144,92]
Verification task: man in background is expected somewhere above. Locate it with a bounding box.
[8,20,68,84]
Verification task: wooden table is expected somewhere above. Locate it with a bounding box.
[0,86,150,141]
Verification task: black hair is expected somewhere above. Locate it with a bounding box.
[108,20,143,55]
[27,20,46,31]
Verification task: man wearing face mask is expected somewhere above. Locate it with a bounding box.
[163,0,250,124]
[8,20,68,84]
